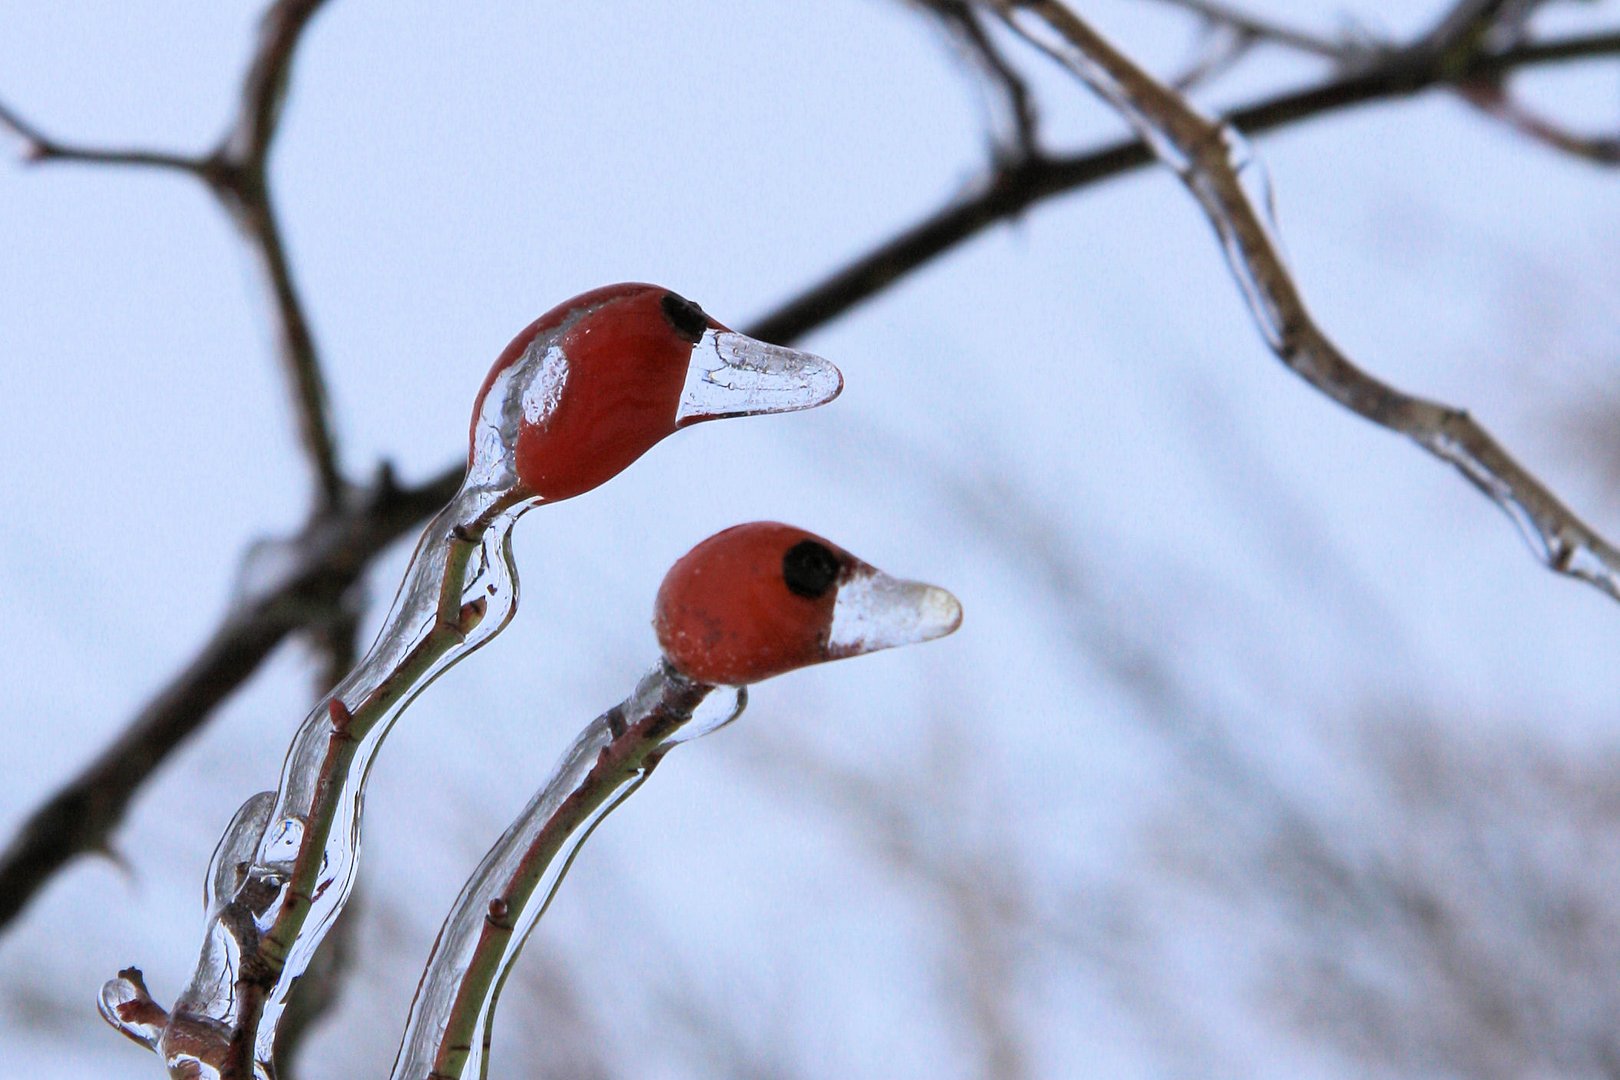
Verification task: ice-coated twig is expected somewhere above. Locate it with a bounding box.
[393,522,961,1080]
[987,0,1620,602]
[0,465,456,934]
[392,664,729,1080]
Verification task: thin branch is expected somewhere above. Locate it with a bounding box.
[986,0,1620,599]
[0,98,202,173]
[0,466,461,932]
[903,0,1043,162]
[1141,0,1348,60]
[2,15,1617,942]
[1460,77,1620,164]
[208,0,343,509]
[0,0,343,510]
[224,0,332,167]
[750,26,1620,344]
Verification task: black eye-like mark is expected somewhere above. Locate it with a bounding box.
[661,292,709,344]
[782,540,841,599]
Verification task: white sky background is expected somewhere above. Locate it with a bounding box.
[3,1,1620,1077]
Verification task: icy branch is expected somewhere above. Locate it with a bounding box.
[392,665,731,1080]
[987,0,1620,602]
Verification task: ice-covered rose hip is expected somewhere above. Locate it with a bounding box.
[468,284,842,501]
[653,521,963,685]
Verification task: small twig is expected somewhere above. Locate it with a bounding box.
[1460,77,1620,164]
[1142,0,1348,60]
[988,0,1620,600]
[903,0,1043,162]
[747,27,1620,345]
[0,0,343,510]
[0,99,202,172]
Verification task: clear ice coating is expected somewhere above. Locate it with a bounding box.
[391,666,736,1080]
[98,973,164,1054]
[827,567,964,661]
[155,341,554,1076]
[675,329,842,427]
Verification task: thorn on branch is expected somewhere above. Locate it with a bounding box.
[456,597,488,637]
[327,698,355,736]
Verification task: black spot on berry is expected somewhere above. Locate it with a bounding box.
[661,292,708,343]
[782,540,840,599]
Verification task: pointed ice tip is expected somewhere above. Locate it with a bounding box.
[675,329,842,427]
[827,570,963,661]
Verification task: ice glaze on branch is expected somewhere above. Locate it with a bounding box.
[392,523,961,1080]
[987,0,1620,600]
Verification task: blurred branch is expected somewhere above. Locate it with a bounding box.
[2,7,1618,941]
[1142,0,1348,60]
[0,465,460,932]
[0,0,342,510]
[901,0,1042,161]
[749,24,1620,344]
[1460,77,1620,163]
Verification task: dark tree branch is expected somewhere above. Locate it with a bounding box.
[0,0,343,511]
[1,16,1616,938]
[1458,62,1620,166]
[0,99,202,173]
[903,0,1043,162]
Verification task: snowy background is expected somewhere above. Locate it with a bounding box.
[3,1,1620,1076]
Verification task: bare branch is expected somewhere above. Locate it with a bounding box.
[902,0,1042,161]
[748,26,1620,345]
[986,0,1620,599]
[222,0,333,167]
[1143,0,1348,60]
[1460,77,1620,164]
[0,465,462,932]
[0,98,201,173]
[1,0,343,510]
[207,0,344,510]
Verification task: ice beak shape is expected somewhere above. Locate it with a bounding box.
[827,564,963,661]
[676,328,843,427]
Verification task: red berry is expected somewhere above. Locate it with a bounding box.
[655,522,849,686]
[470,284,722,502]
